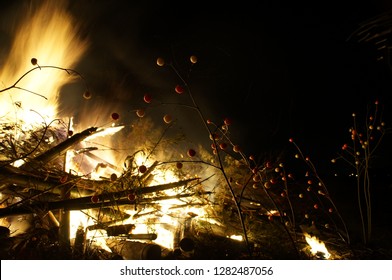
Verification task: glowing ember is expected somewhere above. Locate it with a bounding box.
[304,233,331,259]
[228,234,243,241]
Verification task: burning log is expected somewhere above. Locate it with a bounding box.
[106,239,161,260]
[0,164,105,196]
[126,233,157,240]
[106,224,135,236]
[0,170,60,193]
[0,178,200,217]
[173,215,196,258]
[179,237,195,252]
[85,212,131,231]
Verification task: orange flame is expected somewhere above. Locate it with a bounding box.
[0,0,88,126]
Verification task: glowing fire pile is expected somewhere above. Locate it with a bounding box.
[65,137,219,256]
[0,120,219,258]
[0,0,222,259]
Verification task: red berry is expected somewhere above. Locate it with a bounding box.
[111,112,120,120]
[156,57,165,66]
[314,204,319,210]
[83,90,92,100]
[224,117,232,126]
[110,173,117,181]
[209,133,220,140]
[163,114,172,124]
[187,149,196,157]
[139,165,147,173]
[219,142,227,150]
[68,130,73,137]
[59,175,68,184]
[233,145,241,153]
[136,109,145,118]
[175,85,184,94]
[143,94,152,103]
[128,193,136,201]
[91,195,99,203]
[269,178,277,184]
[176,162,183,169]
[190,55,198,64]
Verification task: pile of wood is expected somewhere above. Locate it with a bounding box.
[0,125,213,259]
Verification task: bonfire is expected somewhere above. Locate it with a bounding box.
[1,0,375,260]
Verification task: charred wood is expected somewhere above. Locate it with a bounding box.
[106,239,161,260]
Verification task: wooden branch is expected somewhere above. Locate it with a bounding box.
[0,178,200,217]
[106,239,161,259]
[20,127,98,171]
[0,171,59,193]
[0,166,108,198]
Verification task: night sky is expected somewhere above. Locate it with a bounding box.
[2,1,392,171]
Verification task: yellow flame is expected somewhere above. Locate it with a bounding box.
[228,234,243,241]
[68,126,125,180]
[0,0,88,127]
[304,233,331,259]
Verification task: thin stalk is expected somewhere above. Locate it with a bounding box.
[169,63,252,256]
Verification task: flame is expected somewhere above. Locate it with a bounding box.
[65,125,125,180]
[121,152,199,249]
[304,233,331,259]
[0,0,88,127]
[228,234,243,241]
[0,0,91,237]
